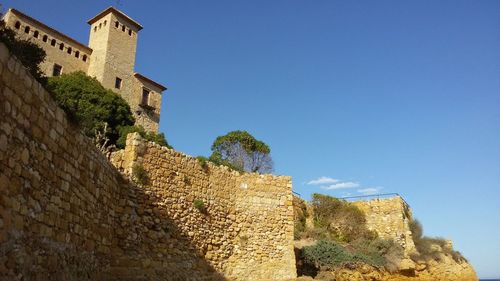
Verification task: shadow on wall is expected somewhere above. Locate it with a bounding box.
[0,42,226,281]
[102,179,227,281]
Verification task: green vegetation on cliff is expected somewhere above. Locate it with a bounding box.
[409,219,466,263]
[295,194,403,273]
[47,71,135,146]
[47,72,170,150]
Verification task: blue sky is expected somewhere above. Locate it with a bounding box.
[3,0,499,278]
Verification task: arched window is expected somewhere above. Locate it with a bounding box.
[67,47,72,54]
[75,50,80,58]
[42,35,48,42]
[128,29,132,36]
[104,20,107,26]
[82,55,87,62]
[59,43,64,51]
[14,21,21,29]
[122,25,125,32]
[99,23,102,29]
[24,26,30,34]
[33,31,39,38]
[94,26,97,32]
[115,21,119,28]
[51,39,56,46]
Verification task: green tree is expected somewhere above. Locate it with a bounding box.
[209,130,273,173]
[0,20,47,84]
[47,71,135,146]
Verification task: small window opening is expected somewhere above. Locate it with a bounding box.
[75,51,80,58]
[42,35,48,42]
[51,39,56,46]
[52,64,62,77]
[14,21,21,29]
[24,26,30,34]
[59,43,64,51]
[128,29,132,36]
[33,31,39,38]
[104,20,107,26]
[67,47,72,54]
[115,77,122,89]
[99,23,102,29]
[141,88,150,106]
[115,21,119,28]
[82,55,87,62]
[94,26,97,32]
[122,25,126,32]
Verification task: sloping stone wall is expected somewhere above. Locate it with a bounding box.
[0,43,296,281]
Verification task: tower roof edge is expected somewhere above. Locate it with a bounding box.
[87,6,143,31]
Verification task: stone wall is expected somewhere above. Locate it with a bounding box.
[0,43,296,281]
[352,197,416,255]
[112,132,296,280]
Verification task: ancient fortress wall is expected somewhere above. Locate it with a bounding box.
[352,197,416,255]
[0,43,296,281]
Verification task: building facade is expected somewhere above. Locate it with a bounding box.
[2,7,166,132]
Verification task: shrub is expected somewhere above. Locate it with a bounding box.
[294,196,309,240]
[302,240,353,270]
[47,72,135,145]
[409,218,466,263]
[310,193,377,242]
[132,164,149,186]
[193,199,205,212]
[196,156,209,171]
[301,240,389,270]
[117,125,172,149]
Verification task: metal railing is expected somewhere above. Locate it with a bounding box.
[340,192,410,207]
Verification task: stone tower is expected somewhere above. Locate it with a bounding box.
[87,7,142,109]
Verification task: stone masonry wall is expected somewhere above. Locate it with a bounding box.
[112,132,296,280]
[352,197,416,255]
[0,43,296,281]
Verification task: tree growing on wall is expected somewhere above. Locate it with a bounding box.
[209,130,274,173]
[0,18,47,84]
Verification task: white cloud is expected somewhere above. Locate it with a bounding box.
[357,188,380,195]
[307,176,339,185]
[321,181,360,190]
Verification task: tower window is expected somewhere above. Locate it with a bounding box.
[51,39,56,46]
[14,21,21,29]
[122,25,126,32]
[82,55,87,62]
[75,51,80,58]
[24,26,30,34]
[42,35,48,42]
[59,43,64,51]
[33,30,39,38]
[67,47,72,54]
[104,20,107,26]
[128,29,132,36]
[94,26,97,32]
[141,88,150,106]
[115,77,122,89]
[52,64,62,77]
[115,21,119,28]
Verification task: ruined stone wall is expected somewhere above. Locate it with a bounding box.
[0,43,296,280]
[112,132,296,280]
[352,197,416,255]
